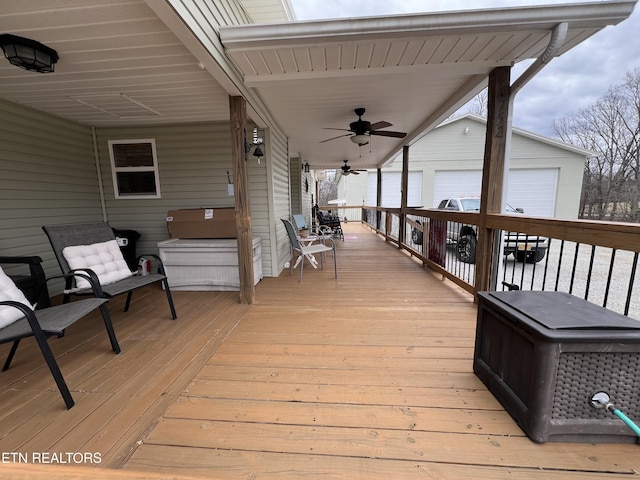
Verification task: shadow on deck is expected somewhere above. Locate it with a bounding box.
[0,223,638,479]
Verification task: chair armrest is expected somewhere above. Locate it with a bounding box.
[0,255,46,280]
[0,255,44,265]
[0,300,47,338]
[51,269,107,298]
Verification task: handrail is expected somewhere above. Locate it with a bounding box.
[361,205,640,318]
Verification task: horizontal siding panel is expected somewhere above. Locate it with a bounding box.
[0,99,103,290]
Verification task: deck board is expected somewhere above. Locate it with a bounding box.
[1,223,639,479]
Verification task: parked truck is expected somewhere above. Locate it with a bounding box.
[437,197,549,264]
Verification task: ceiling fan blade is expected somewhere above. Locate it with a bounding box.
[319,133,352,143]
[323,128,352,132]
[350,171,360,175]
[370,130,407,138]
[369,121,392,131]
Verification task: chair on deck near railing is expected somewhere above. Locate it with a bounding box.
[292,214,311,232]
[281,219,337,282]
[42,222,177,320]
[0,266,120,409]
[316,210,344,240]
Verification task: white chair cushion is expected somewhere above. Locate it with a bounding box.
[0,266,35,329]
[62,239,134,290]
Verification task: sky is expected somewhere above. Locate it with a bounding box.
[288,0,640,137]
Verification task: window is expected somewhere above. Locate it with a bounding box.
[108,139,161,199]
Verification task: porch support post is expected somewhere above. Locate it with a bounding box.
[475,66,511,294]
[229,95,255,304]
[399,146,409,247]
[376,168,382,231]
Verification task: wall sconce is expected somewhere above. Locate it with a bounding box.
[0,34,59,73]
[464,127,470,134]
[302,161,310,173]
[245,127,264,163]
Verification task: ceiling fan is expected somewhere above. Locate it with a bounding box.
[320,107,407,146]
[340,160,366,176]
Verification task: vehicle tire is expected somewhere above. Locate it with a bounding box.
[456,235,477,264]
[515,249,546,264]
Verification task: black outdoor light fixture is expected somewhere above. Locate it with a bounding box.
[245,127,265,163]
[0,34,59,73]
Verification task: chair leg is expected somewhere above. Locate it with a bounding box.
[163,279,178,320]
[99,304,121,354]
[124,291,133,312]
[2,340,21,371]
[299,252,304,282]
[32,330,74,409]
[333,247,338,278]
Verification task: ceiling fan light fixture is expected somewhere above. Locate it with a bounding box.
[0,34,59,73]
[350,134,369,146]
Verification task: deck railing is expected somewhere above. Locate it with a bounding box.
[360,206,640,320]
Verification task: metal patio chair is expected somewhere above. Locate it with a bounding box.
[42,222,177,320]
[281,218,337,282]
[0,266,120,409]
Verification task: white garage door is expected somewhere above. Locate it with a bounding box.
[367,171,423,208]
[433,169,558,217]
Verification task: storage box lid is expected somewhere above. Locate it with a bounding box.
[487,291,640,331]
[166,208,236,239]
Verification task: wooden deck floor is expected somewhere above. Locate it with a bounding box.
[1,223,639,479]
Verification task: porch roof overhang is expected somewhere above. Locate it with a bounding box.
[220,1,636,170]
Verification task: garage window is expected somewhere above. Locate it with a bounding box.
[108,139,161,199]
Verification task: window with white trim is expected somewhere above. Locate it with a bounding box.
[108,139,161,199]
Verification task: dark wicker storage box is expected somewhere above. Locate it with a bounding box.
[474,291,640,443]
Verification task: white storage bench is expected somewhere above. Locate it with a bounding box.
[157,238,262,291]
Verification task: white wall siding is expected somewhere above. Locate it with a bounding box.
[0,99,102,281]
[96,121,276,276]
[270,129,291,276]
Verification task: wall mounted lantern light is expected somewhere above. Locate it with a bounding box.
[303,161,310,173]
[0,34,59,73]
[245,127,264,163]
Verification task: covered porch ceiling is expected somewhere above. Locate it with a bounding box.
[0,0,636,172]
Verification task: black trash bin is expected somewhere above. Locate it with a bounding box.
[112,228,141,271]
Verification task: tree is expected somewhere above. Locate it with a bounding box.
[466,89,488,117]
[552,68,640,221]
[318,170,338,205]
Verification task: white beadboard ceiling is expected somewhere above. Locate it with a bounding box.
[0,0,635,170]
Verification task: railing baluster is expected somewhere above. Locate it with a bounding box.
[569,242,580,295]
[584,245,596,302]
[555,240,565,292]
[541,238,552,291]
[518,234,528,288]
[624,252,638,316]
[603,249,616,309]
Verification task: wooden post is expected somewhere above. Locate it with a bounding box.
[475,66,511,294]
[376,168,382,231]
[398,146,409,247]
[229,96,255,304]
